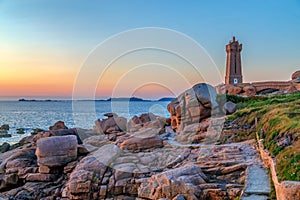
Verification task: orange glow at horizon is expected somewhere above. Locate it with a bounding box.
[0,62,77,97]
[1,36,217,99]
[131,84,176,99]
[0,42,80,97]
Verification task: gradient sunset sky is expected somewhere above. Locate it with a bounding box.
[1,0,300,100]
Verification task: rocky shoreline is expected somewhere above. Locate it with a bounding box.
[0,122,260,200]
[0,83,291,199]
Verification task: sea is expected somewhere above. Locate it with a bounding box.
[0,100,171,144]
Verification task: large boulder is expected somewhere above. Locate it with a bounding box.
[223,101,237,114]
[36,135,78,167]
[167,83,218,132]
[192,84,218,109]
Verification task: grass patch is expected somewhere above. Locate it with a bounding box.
[276,146,300,182]
[224,93,300,181]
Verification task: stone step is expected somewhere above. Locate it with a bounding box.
[241,164,271,199]
[241,194,269,200]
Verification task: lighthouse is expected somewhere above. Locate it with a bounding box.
[225,36,243,84]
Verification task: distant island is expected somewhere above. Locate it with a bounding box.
[18,99,60,102]
[104,97,175,102]
[18,97,175,102]
[105,97,149,102]
[157,97,176,101]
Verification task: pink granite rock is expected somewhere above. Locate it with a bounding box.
[36,135,77,167]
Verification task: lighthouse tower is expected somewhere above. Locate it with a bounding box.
[225,36,243,84]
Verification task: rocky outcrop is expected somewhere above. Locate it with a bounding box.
[62,155,108,199]
[127,113,169,133]
[94,113,127,134]
[168,83,219,132]
[129,112,157,125]
[0,147,37,191]
[0,124,11,138]
[49,120,68,130]
[0,118,267,200]
[18,124,82,146]
[138,165,207,199]
[0,122,88,199]
[0,124,9,131]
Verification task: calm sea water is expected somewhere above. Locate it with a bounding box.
[0,100,170,144]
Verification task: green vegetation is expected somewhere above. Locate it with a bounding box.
[219,129,256,144]
[224,93,300,182]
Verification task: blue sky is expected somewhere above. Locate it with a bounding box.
[0,0,300,99]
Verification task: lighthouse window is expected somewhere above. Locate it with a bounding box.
[234,55,237,74]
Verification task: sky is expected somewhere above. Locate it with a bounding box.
[0,0,300,100]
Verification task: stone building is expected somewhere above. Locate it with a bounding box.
[225,36,243,84]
